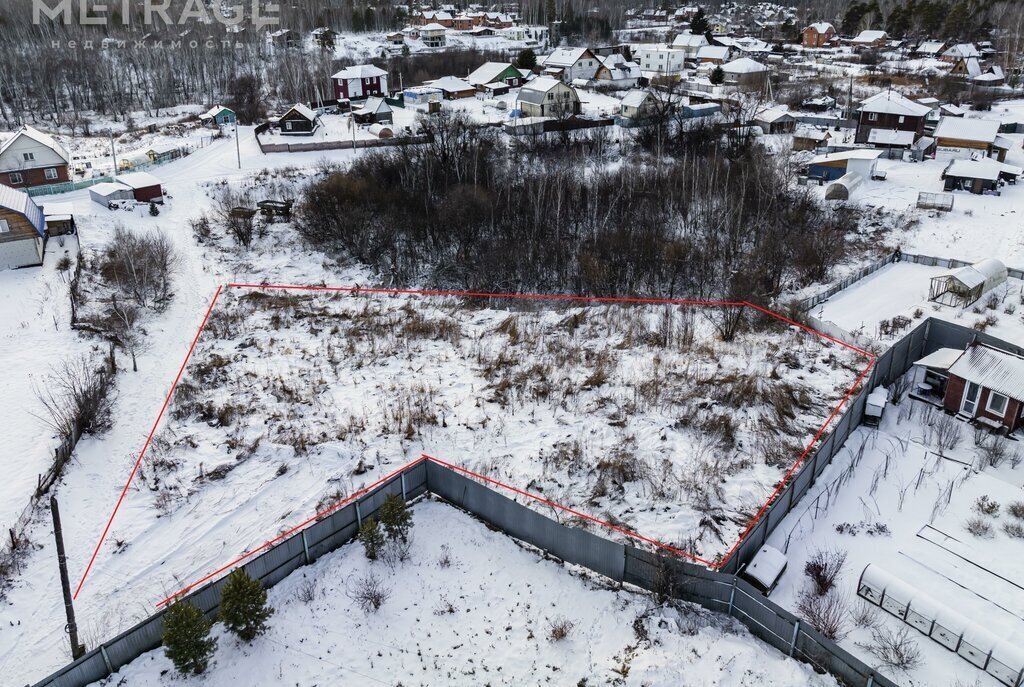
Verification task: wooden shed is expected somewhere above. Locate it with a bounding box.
[0,184,46,270]
[117,172,164,203]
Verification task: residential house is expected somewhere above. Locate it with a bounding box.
[942,43,980,63]
[277,103,321,135]
[268,29,298,49]
[802,95,836,112]
[801,22,835,48]
[696,45,731,64]
[914,40,946,58]
[594,53,642,88]
[418,10,454,27]
[199,105,236,126]
[933,117,1013,161]
[332,64,389,101]
[671,31,709,58]
[849,30,888,49]
[914,343,1024,433]
[753,108,796,134]
[793,126,832,151]
[855,90,930,144]
[452,15,473,31]
[973,65,1005,86]
[635,46,687,74]
[721,57,768,90]
[0,184,46,270]
[428,76,477,100]
[618,89,658,122]
[942,158,1023,194]
[540,47,600,82]
[466,62,525,89]
[420,23,448,48]
[312,27,338,48]
[516,77,580,118]
[0,126,71,189]
[352,97,394,125]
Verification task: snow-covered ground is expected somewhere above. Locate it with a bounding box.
[813,261,1024,345]
[96,499,839,687]
[767,396,1024,687]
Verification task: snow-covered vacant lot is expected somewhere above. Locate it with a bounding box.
[134,287,866,596]
[99,499,839,687]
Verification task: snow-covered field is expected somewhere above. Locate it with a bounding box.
[97,499,839,687]
[122,286,865,601]
[768,396,1024,687]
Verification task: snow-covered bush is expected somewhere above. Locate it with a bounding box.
[803,548,847,596]
[358,518,384,561]
[965,517,994,538]
[348,572,390,613]
[796,588,849,640]
[547,615,576,641]
[858,626,922,672]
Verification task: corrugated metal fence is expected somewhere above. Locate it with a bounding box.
[34,318,1011,687]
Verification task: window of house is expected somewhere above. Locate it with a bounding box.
[44,167,58,180]
[0,219,9,233]
[285,121,293,130]
[868,112,878,121]
[898,116,905,123]
[986,391,1009,417]
[547,93,554,100]
[23,152,34,161]
[9,172,23,185]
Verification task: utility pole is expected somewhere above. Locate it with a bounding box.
[235,119,241,170]
[109,132,118,178]
[51,497,85,660]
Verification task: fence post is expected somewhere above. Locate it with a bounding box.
[301,530,310,565]
[727,576,738,617]
[788,619,800,657]
[865,674,874,687]
[100,644,114,674]
[401,472,407,501]
[355,501,362,528]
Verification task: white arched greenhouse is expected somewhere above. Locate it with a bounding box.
[928,257,1008,307]
[858,564,1024,686]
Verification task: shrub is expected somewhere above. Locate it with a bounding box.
[162,600,217,675]
[349,572,391,613]
[1002,521,1024,539]
[796,588,849,640]
[965,517,994,538]
[1008,501,1024,520]
[378,494,413,543]
[851,600,880,629]
[973,495,1000,517]
[804,548,847,596]
[149,201,160,216]
[858,626,922,671]
[548,615,576,641]
[359,518,384,560]
[219,568,273,642]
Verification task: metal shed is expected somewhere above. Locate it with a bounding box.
[928,257,1007,307]
[89,181,133,208]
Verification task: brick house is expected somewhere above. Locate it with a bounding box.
[801,22,835,48]
[331,64,389,101]
[0,126,71,189]
[914,344,1024,433]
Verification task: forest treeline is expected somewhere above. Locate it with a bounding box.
[1,0,1021,128]
[296,112,856,305]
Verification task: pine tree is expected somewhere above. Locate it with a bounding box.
[517,48,538,71]
[162,601,217,675]
[149,202,160,216]
[709,66,725,85]
[359,517,385,560]
[690,7,709,35]
[219,569,273,642]
[378,494,413,543]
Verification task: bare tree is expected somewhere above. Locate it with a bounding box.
[33,355,114,438]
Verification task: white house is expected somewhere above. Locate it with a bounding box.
[635,46,687,74]
[540,47,600,82]
[420,23,447,48]
[516,77,580,118]
[672,31,709,58]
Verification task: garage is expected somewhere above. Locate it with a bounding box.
[117,171,164,203]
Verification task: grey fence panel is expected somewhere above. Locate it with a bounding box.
[243,536,307,590]
[426,461,626,582]
[31,653,111,687]
[102,614,167,672]
[304,503,359,562]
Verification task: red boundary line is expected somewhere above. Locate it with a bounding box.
[73,282,875,604]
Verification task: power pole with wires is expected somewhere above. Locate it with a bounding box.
[51,497,85,660]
